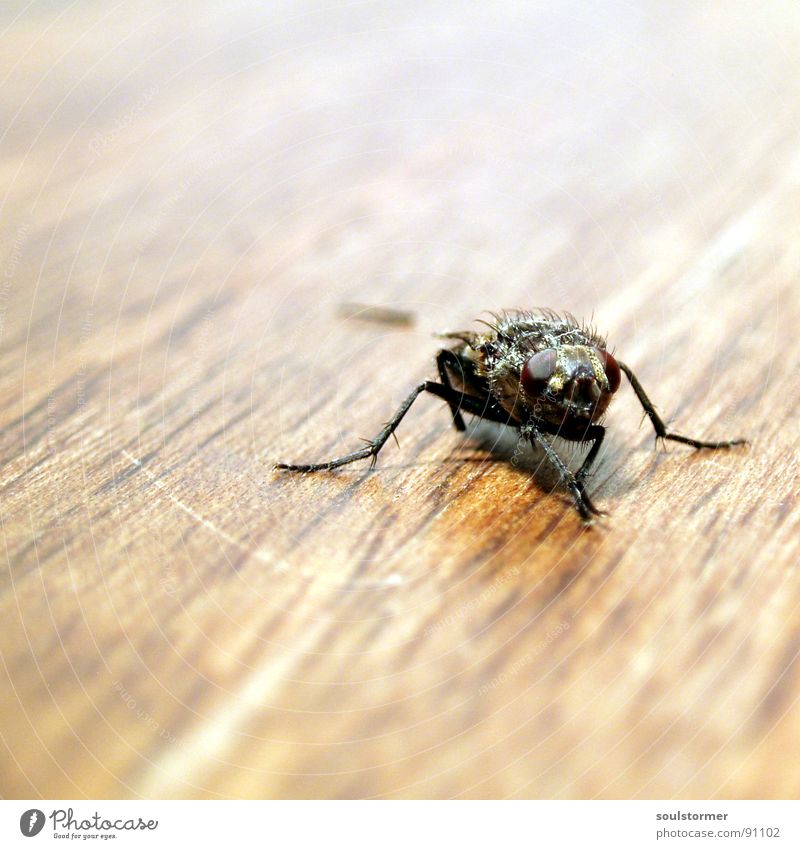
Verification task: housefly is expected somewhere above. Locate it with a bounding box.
[275,310,746,521]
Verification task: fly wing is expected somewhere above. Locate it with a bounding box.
[435,329,483,346]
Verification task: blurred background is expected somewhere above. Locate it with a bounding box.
[1,1,799,799]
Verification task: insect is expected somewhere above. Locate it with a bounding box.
[275,310,747,520]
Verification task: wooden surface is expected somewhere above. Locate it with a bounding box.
[2,1,800,800]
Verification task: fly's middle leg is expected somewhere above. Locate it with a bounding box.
[436,349,468,431]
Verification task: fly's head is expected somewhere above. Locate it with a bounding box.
[520,344,621,425]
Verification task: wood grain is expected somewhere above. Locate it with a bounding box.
[1,0,800,799]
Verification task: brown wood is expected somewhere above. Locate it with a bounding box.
[2,1,799,799]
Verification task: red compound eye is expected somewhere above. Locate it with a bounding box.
[598,348,621,393]
[521,348,557,395]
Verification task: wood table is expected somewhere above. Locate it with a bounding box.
[2,0,799,799]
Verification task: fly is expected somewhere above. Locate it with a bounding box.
[275,309,747,521]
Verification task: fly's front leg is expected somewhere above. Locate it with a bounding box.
[276,381,436,472]
[275,380,489,473]
[619,362,748,450]
[575,424,607,515]
[523,423,604,521]
[575,425,606,484]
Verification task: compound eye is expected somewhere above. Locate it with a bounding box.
[521,348,557,395]
[598,349,621,393]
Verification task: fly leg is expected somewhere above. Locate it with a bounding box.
[436,349,468,431]
[523,422,604,520]
[574,424,607,515]
[619,362,747,449]
[275,381,507,473]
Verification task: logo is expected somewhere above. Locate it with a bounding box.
[19,809,46,837]
[16,807,159,838]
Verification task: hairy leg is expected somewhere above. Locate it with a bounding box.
[522,422,604,520]
[275,381,511,472]
[619,361,747,449]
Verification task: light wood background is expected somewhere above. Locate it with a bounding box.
[2,0,800,800]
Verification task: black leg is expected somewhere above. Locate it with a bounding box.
[619,361,747,449]
[523,422,604,520]
[574,424,607,515]
[276,378,604,521]
[575,425,606,484]
[436,349,467,431]
[275,381,510,473]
